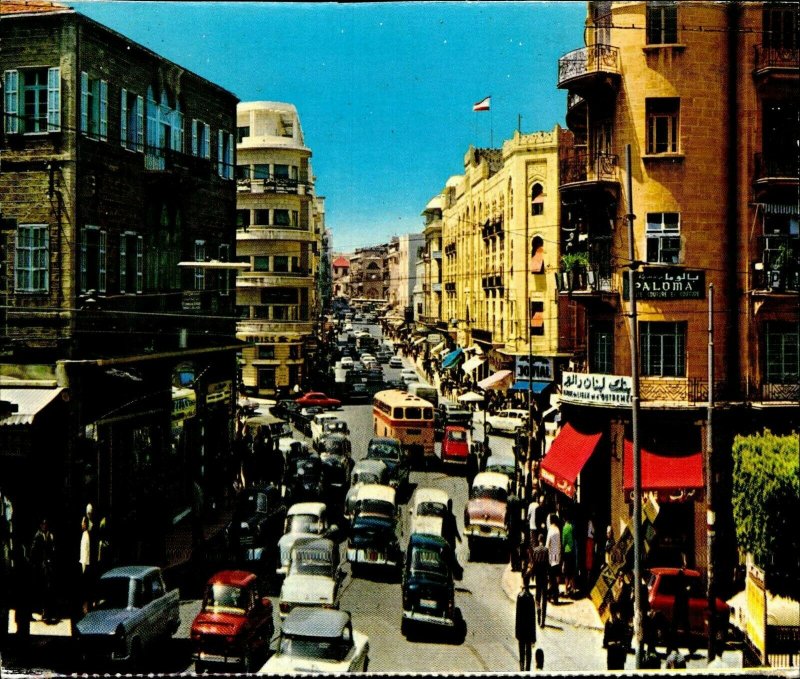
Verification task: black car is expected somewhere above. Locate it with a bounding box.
[347,512,402,576]
[295,406,324,436]
[321,453,352,513]
[347,382,371,404]
[435,401,473,439]
[401,533,456,637]
[284,454,325,505]
[271,399,301,423]
[226,484,288,567]
[366,437,410,492]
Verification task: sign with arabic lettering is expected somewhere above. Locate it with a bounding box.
[561,371,632,407]
[623,268,705,300]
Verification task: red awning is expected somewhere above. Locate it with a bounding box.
[530,247,545,274]
[623,440,704,499]
[539,423,602,499]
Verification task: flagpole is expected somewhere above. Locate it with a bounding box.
[490,106,493,147]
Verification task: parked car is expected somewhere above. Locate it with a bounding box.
[277,502,339,577]
[483,455,516,486]
[226,484,287,569]
[647,567,730,651]
[365,437,410,491]
[279,537,345,618]
[271,399,301,423]
[401,533,456,637]
[388,356,404,369]
[76,566,180,669]
[319,419,351,442]
[347,484,402,573]
[311,413,344,447]
[296,392,342,410]
[284,454,325,505]
[400,368,419,386]
[463,471,511,558]
[409,487,450,538]
[258,608,369,674]
[441,425,471,467]
[345,459,390,521]
[191,570,273,673]
[295,406,324,436]
[484,408,529,436]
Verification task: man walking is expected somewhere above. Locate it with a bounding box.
[515,575,536,671]
[545,513,561,603]
[529,532,549,627]
[30,518,56,622]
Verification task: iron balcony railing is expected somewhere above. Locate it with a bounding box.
[560,149,619,185]
[754,44,800,73]
[557,44,620,89]
[754,152,800,181]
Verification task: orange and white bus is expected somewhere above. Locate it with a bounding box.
[372,389,435,466]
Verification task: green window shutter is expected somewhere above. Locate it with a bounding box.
[99,79,108,140]
[120,88,128,147]
[3,70,19,134]
[80,71,89,133]
[47,67,61,132]
[136,235,144,293]
[99,230,107,293]
[119,233,127,293]
[136,95,144,152]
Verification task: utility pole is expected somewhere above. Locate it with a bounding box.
[625,144,644,669]
[706,283,716,661]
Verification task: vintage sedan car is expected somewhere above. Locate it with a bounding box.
[401,533,456,636]
[226,484,287,568]
[284,454,325,505]
[347,484,402,573]
[346,381,371,403]
[484,408,529,436]
[441,425,470,467]
[315,420,351,448]
[647,567,730,650]
[296,392,342,410]
[409,488,450,537]
[435,402,473,439]
[463,471,511,557]
[484,455,516,484]
[279,537,344,618]
[399,368,419,386]
[295,406,324,436]
[345,459,389,521]
[271,399,301,423]
[277,502,339,577]
[388,356,404,369]
[311,413,344,447]
[258,608,369,674]
[320,449,353,512]
[191,570,274,673]
[365,437,410,491]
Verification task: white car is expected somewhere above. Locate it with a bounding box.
[258,608,369,674]
[400,368,418,385]
[484,409,529,436]
[279,537,344,618]
[345,459,389,520]
[311,413,343,446]
[277,502,337,576]
[343,323,354,332]
[340,356,354,369]
[409,487,450,538]
[388,356,403,369]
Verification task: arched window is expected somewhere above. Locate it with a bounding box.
[530,235,545,274]
[530,183,544,216]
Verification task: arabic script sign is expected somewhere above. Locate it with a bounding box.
[623,268,706,300]
[561,371,632,406]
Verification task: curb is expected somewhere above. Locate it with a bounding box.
[501,562,604,632]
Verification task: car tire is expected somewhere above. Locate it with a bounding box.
[128,639,143,673]
[400,616,410,637]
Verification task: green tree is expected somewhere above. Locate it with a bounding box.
[731,430,799,598]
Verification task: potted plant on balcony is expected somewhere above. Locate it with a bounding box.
[769,243,799,292]
[560,251,590,291]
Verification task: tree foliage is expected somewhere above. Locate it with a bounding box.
[731,430,799,598]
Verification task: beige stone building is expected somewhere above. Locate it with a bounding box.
[420,194,444,330]
[235,101,322,397]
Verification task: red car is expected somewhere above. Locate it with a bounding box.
[191,570,274,673]
[296,391,341,409]
[647,567,730,650]
[441,425,470,466]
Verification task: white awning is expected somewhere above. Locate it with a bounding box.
[0,386,64,427]
[413,336,426,346]
[431,342,447,355]
[461,355,485,374]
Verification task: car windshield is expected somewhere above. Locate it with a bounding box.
[290,549,335,577]
[279,635,352,661]
[93,577,130,610]
[368,443,400,462]
[204,583,247,614]
[236,491,268,516]
[289,514,322,534]
[410,547,447,577]
[356,499,394,518]
[470,486,507,502]
[352,471,380,485]
[447,430,467,442]
[417,501,447,518]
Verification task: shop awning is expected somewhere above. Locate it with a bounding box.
[477,370,513,390]
[539,423,602,499]
[391,319,405,328]
[413,336,426,346]
[0,386,64,427]
[461,355,485,374]
[441,347,464,369]
[465,344,483,355]
[623,440,704,498]
[431,341,447,356]
[510,380,550,393]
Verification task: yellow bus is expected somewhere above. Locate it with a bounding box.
[372,389,435,467]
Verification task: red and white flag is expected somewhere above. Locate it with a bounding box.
[472,96,491,112]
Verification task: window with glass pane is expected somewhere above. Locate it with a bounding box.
[640,321,686,377]
[21,68,49,133]
[254,256,270,272]
[15,224,49,292]
[765,322,799,384]
[273,256,290,273]
[235,165,250,181]
[80,72,108,140]
[237,126,249,143]
[257,345,275,360]
[590,321,614,374]
[258,367,276,389]
[646,212,681,263]
[763,7,798,49]
[254,210,269,226]
[236,210,250,229]
[274,164,290,178]
[120,89,143,152]
[194,240,206,290]
[274,210,291,226]
[646,2,678,44]
[646,98,679,154]
[253,164,270,180]
[80,226,106,293]
[120,231,143,294]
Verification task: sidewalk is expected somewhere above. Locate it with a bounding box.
[500,561,604,631]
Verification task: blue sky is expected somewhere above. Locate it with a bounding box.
[71,1,586,252]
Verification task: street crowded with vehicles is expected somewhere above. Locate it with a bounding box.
[1,314,745,674]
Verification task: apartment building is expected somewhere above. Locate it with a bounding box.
[235,101,321,397]
[419,194,444,331]
[550,1,798,577]
[348,244,388,301]
[331,255,350,298]
[0,0,239,560]
[386,233,424,317]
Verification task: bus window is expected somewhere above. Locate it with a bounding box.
[393,407,403,419]
[406,407,421,420]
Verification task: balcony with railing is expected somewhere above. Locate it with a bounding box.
[754,152,799,186]
[752,234,800,293]
[237,224,315,242]
[560,148,619,190]
[556,258,617,298]
[565,92,587,132]
[236,271,315,288]
[236,172,311,195]
[557,44,621,95]
[754,44,800,80]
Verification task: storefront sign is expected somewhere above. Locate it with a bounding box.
[745,557,767,664]
[623,268,705,300]
[206,380,232,405]
[515,356,554,382]
[561,372,632,406]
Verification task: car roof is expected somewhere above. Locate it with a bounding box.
[282,607,351,638]
[352,459,387,474]
[499,409,528,415]
[472,471,512,490]
[413,487,449,506]
[650,567,702,578]
[287,501,326,516]
[444,425,469,433]
[101,565,160,580]
[408,532,449,550]
[291,537,336,556]
[369,436,401,446]
[207,569,258,588]
[486,455,515,468]
[356,483,396,504]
